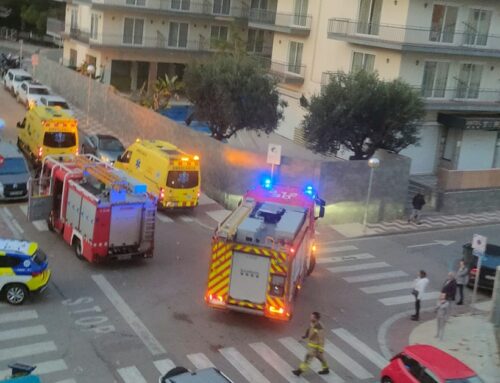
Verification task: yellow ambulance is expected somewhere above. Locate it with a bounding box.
[16,106,78,167]
[115,139,200,208]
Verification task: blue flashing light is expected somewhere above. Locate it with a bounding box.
[263,178,273,190]
[304,185,316,197]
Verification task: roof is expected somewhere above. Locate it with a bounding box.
[0,239,37,256]
[40,94,67,102]
[7,68,31,76]
[0,141,24,158]
[404,345,476,379]
[136,139,188,158]
[31,106,74,120]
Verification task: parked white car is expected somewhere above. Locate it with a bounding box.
[38,95,75,116]
[16,81,51,108]
[3,68,32,95]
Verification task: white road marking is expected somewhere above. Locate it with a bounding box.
[344,270,408,283]
[179,215,194,222]
[0,310,38,324]
[92,274,166,356]
[33,220,49,231]
[360,281,415,294]
[0,325,47,341]
[316,245,358,255]
[157,214,174,223]
[206,209,232,223]
[53,380,77,383]
[379,291,441,306]
[324,340,373,380]
[0,207,23,237]
[220,347,271,383]
[0,359,67,378]
[279,337,344,383]
[198,193,217,205]
[0,341,57,361]
[331,328,387,369]
[317,253,374,264]
[250,342,309,382]
[19,205,28,215]
[117,366,147,383]
[153,359,176,375]
[327,262,390,274]
[187,353,215,369]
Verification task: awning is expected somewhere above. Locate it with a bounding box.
[438,113,500,131]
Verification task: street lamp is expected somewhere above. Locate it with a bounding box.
[362,157,380,232]
[86,64,96,129]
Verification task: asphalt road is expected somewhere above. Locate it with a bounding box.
[0,79,495,383]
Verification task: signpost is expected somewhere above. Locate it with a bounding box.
[267,144,282,182]
[31,54,39,78]
[471,234,487,312]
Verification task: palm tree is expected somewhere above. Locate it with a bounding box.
[140,74,184,111]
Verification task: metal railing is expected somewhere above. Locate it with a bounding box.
[252,56,306,79]
[327,18,500,52]
[67,27,91,44]
[413,86,500,103]
[247,43,273,57]
[46,18,65,37]
[249,8,312,29]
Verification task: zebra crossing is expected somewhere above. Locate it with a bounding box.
[115,327,386,383]
[317,244,440,307]
[0,307,76,383]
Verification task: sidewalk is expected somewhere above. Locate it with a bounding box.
[409,301,500,383]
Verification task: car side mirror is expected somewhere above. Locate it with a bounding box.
[315,198,325,220]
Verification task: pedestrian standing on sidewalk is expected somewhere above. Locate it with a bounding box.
[435,293,449,341]
[292,312,330,376]
[455,261,468,305]
[408,193,426,224]
[441,272,457,320]
[411,270,429,321]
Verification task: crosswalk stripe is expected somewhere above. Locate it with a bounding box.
[343,270,408,283]
[0,325,47,341]
[187,353,215,369]
[327,262,390,273]
[379,291,441,306]
[360,281,415,294]
[250,342,309,382]
[316,245,358,255]
[331,329,387,369]
[117,366,147,383]
[324,340,373,380]
[153,359,176,375]
[53,380,77,383]
[19,205,28,215]
[0,359,67,378]
[179,216,194,222]
[33,220,49,231]
[0,310,38,324]
[157,214,174,223]
[278,337,344,383]
[317,253,374,265]
[0,341,57,361]
[220,347,271,383]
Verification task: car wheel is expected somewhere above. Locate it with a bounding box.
[381,377,393,383]
[73,238,84,260]
[162,367,189,380]
[306,253,316,276]
[5,284,28,305]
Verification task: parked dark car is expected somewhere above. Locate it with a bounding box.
[463,243,500,291]
[81,134,125,164]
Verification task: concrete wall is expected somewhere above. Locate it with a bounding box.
[437,188,500,214]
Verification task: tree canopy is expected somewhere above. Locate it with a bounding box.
[0,0,63,36]
[302,70,425,160]
[183,54,286,140]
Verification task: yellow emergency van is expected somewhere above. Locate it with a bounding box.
[16,106,78,167]
[115,139,200,208]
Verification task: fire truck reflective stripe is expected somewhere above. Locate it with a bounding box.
[208,267,231,293]
[266,296,284,311]
[271,258,285,274]
[210,248,232,271]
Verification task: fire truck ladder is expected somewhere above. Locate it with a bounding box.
[141,206,156,243]
[218,199,255,239]
[74,156,128,190]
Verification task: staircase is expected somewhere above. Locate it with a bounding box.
[406,175,439,214]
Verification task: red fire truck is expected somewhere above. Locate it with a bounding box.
[27,154,157,263]
[205,180,325,320]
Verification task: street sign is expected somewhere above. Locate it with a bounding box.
[471,234,487,311]
[472,234,487,255]
[31,53,39,67]
[267,144,282,165]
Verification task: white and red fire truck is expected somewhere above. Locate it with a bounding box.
[205,181,325,320]
[27,154,157,263]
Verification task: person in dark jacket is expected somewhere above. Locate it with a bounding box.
[408,193,426,224]
[441,272,457,320]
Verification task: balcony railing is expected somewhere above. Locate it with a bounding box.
[328,18,500,56]
[252,56,306,83]
[66,27,90,44]
[249,8,312,31]
[46,17,65,37]
[93,0,249,19]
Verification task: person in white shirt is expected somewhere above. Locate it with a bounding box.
[411,270,429,321]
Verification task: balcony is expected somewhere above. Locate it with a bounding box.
[46,17,65,38]
[252,56,306,84]
[414,86,500,112]
[327,18,500,58]
[63,26,90,44]
[91,0,249,20]
[249,8,311,36]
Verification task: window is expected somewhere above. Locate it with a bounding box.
[166,171,199,189]
[400,354,423,380]
[43,132,77,148]
[420,368,440,383]
[0,256,21,268]
[251,0,267,9]
[90,13,99,40]
[357,0,382,35]
[125,0,146,5]
[351,52,375,73]
[247,29,264,53]
[429,4,458,43]
[33,249,48,266]
[171,0,190,11]
[168,22,188,48]
[464,9,492,46]
[213,0,230,15]
[288,41,303,74]
[421,61,449,98]
[293,0,308,27]
[269,274,285,297]
[442,127,459,161]
[70,8,78,30]
[123,17,144,45]
[456,63,483,99]
[118,151,132,163]
[210,25,228,49]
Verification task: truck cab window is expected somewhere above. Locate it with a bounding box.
[118,150,132,163]
[270,274,285,297]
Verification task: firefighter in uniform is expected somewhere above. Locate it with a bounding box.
[292,312,330,376]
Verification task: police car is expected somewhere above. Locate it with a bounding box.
[0,239,51,305]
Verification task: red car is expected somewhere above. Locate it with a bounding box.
[380,345,484,383]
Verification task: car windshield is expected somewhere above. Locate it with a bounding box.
[15,75,31,82]
[43,132,76,148]
[0,157,28,175]
[30,87,49,95]
[99,137,124,151]
[167,171,199,189]
[446,377,485,383]
[33,248,48,265]
[49,101,70,109]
